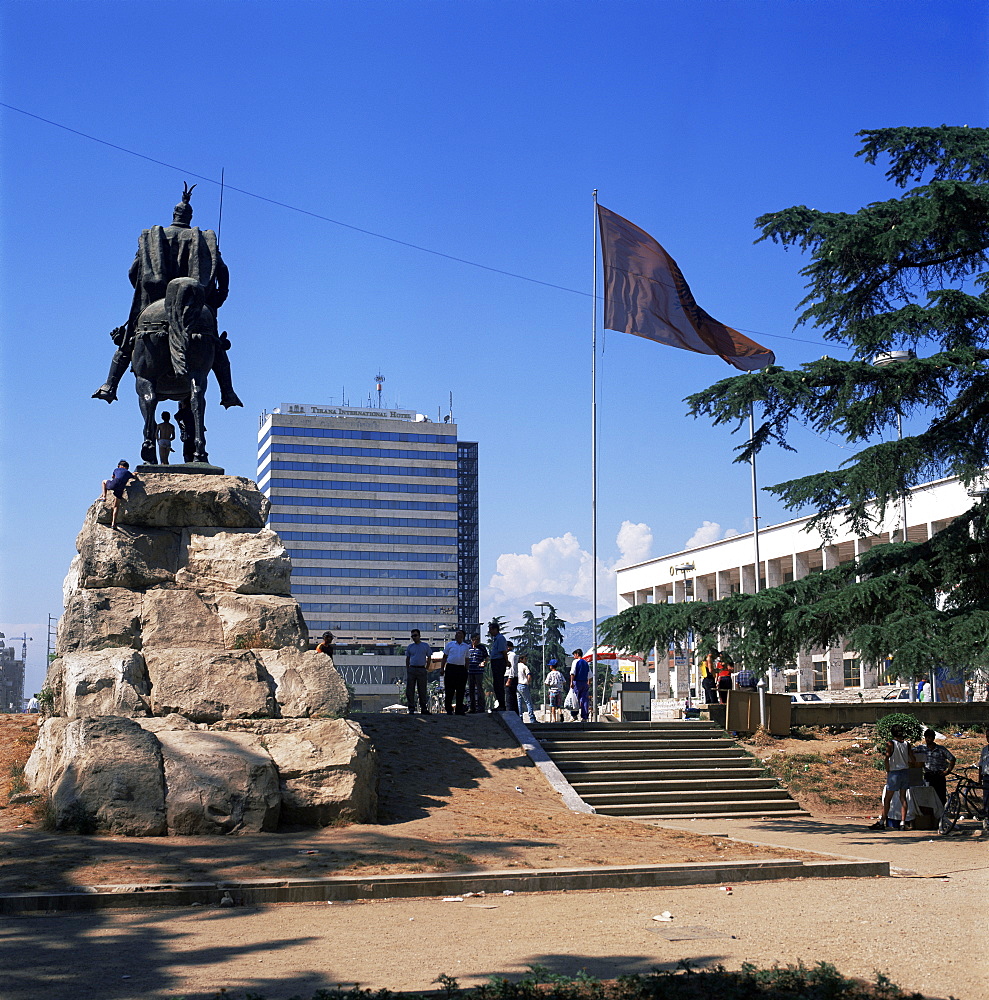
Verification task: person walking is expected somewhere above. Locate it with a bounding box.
[465,633,488,713]
[868,724,917,830]
[404,629,433,715]
[487,621,509,711]
[570,649,591,722]
[441,629,470,715]
[504,641,519,714]
[545,659,565,722]
[515,653,537,724]
[921,729,955,805]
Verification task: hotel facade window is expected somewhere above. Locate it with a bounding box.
[258,404,479,648]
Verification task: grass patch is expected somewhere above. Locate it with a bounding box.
[7,762,27,800]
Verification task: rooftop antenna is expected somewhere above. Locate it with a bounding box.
[449,391,454,422]
[375,372,385,408]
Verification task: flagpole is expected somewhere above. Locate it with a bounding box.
[749,403,761,593]
[591,189,599,722]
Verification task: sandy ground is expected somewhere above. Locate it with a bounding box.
[3,714,986,1000]
[0,713,807,894]
[2,853,986,1000]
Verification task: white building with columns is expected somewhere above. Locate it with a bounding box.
[615,475,978,698]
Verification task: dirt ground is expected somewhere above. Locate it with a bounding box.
[4,714,987,1000]
[0,713,812,894]
[740,725,984,817]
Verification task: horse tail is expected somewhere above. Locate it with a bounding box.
[163,278,204,378]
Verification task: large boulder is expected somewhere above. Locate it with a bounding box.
[259,648,350,718]
[71,521,181,590]
[205,592,309,652]
[55,649,151,718]
[57,588,143,653]
[145,648,276,722]
[139,589,225,648]
[149,728,281,834]
[26,717,166,835]
[175,527,293,595]
[215,718,377,826]
[95,474,269,529]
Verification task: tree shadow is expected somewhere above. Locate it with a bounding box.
[0,904,332,1000]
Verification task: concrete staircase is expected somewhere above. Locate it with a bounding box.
[531,721,804,820]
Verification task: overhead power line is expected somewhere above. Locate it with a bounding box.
[2,101,837,350]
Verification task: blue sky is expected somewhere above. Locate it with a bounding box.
[2,0,986,695]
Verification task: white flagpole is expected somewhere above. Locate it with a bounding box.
[591,190,599,721]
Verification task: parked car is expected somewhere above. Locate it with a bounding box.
[790,692,829,703]
[883,687,913,700]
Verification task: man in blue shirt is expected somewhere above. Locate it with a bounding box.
[487,621,509,711]
[98,460,134,530]
[570,649,591,722]
[405,629,433,715]
[734,666,757,691]
[465,634,488,713]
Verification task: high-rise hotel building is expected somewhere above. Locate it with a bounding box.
[257,403,479,646]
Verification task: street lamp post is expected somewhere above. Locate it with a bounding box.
[535,601,551,720]
[673,563,695,706]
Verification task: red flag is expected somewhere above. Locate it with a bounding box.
[598,205,775,371]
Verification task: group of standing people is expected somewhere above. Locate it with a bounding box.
[869,725,960,830]
[699,653,757,705]
[405,621,594,724]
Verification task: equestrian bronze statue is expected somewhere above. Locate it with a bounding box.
[93,184,242,464]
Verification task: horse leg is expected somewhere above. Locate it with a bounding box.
[135,376,159,464]
[175,399,194,464]
[187,373,209,463]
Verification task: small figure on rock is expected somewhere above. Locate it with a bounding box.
[98,460,134,529]
[156,411,176,465]
[315,631,335,656]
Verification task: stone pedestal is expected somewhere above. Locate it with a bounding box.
[28,474,377,835]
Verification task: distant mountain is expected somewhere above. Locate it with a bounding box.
[562,616,612,653]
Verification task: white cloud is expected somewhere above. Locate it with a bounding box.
[616,520,653,565]
[684,520,739,549]
[483,524,651,628]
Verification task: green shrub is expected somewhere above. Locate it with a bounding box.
[187,962,925,999]
[874,712,923,746]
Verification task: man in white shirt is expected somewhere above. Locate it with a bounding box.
[441,629,470,715]
[516,654,537,724]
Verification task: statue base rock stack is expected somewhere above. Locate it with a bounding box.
[27,475,377,835]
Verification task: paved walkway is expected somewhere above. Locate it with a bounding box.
[653,813,988,877]
[2,817,985,1000]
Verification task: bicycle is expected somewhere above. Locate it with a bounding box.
[938,765,987,836]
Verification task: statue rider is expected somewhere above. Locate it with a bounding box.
[92,183,242,408]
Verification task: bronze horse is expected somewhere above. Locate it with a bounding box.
[93,184,241,464]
